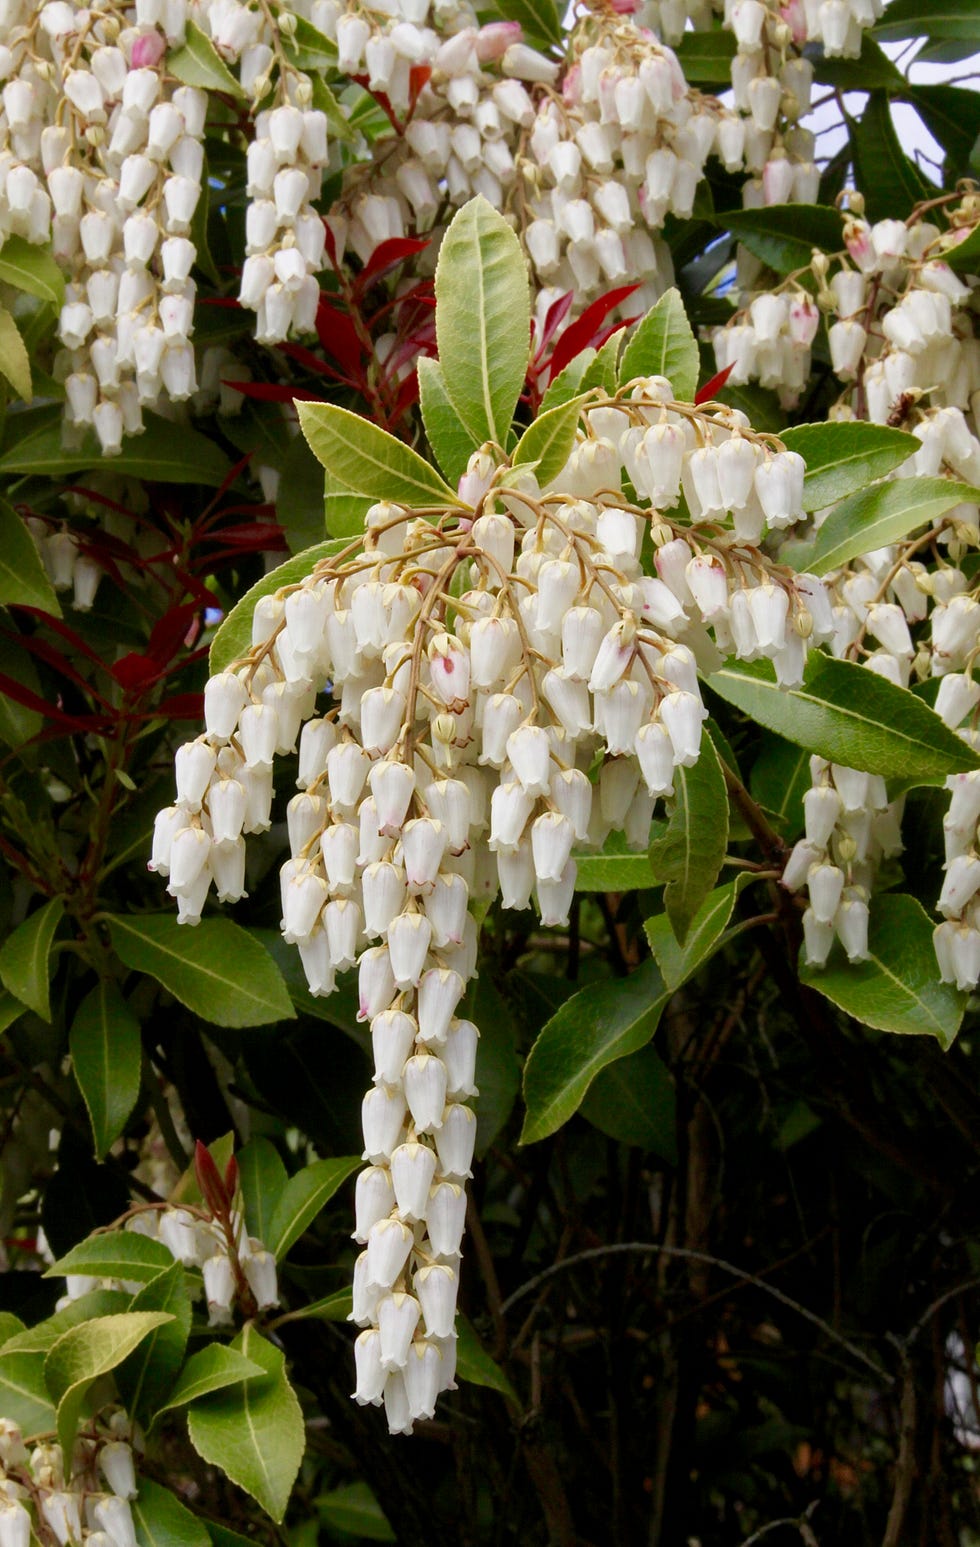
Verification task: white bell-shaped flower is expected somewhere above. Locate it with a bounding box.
[391,1138,438,1222]
[352,1328,386,1405]
[404,1052,448,1133]
[365,1217,414,1292]
[361,1085,406,1164]
[354,1166,397,1243]
[426,1180,467,1256]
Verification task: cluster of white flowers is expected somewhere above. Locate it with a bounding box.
[0,1408,142,1547]
[152,376,826,1427]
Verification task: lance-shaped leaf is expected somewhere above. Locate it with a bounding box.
[804,476,980,576]
[801,894,966,1049]
[418,355,481,487]
[0,896,64,1020]
[152,1345,265,1420]
[316,1483,396,1544]
[168,20,245,96]
[47,1232,174,1284]
[708,655,980,784]
[511,394,589,488]
[266,1155,360,1260]
[456,1315,517,1402]
[209,538,348,674]
[116,1263,191,1424]
[580,1046,677,1157]
[521,959,669,1144]
[237,1137,288,1244]
[70,981,142,1159]
[648,728,729,945]
[133,1477,211,1547]
[779,422,918,513]
[45,1312,175,1461]
[619,288,698,401]
[0,237,65,304]
[297,401,460,507]
[0,496,61,616]
[0,1346,55,1433]
[645,875,753,993]
[720,205,845,274]
[435,196,531,449]
[187,1326,304,1523]
[107,915,294,1029]
[0,305,31,400]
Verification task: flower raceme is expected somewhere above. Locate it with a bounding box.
[153,378,826,1431]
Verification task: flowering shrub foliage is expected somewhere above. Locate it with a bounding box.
[2,0,980,1540]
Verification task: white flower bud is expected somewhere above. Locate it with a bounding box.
[417,967,465,1046]
[434,1103,478,1178]
[352,1328,386,1404]
[354,1166,396,1242]
[365,1216,414,1291]
[362,1084,407,1163]
[427,1179,467,1256]
[391,1138,438,1222]
[404,1052,448,1133]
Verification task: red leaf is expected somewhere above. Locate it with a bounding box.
[152,692,205,720]
[696,362,735,404]
[533,291,574,361]
[147,601,201,664]
[224,1154,240,1200]
[111,653,162,692]
[316,298,364,377]
[195,1139,229,1218]
[390,368,421,428]
[16,607,113,671]
[355,237,430,295]
[547,283,643,382]
[10,633,112,706]
[202,522,287,551]
[0,672,95,730]
[408,63,431,110]
[222,380,323,403]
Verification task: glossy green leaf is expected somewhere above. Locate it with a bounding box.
[282,14,338,70]
[806,476,979,576]
[0,992,22,1034]
[0,304,31,400]
[721,205,844,274]
[0,1314,24,1349]
[0,496,60,616]
[620,288,699,401]
[580,1045,677,1159]
[521,959,669,1144]
[153,1345,266,1418]
[187,1325,304,1523]
[117,1263,192,1424]
[289,1288,353,1323]
[297,401,460,507]
[0,237,65,305]
[644,877,749,993]
[323,481,373,539]
[813,31,905,88]
[779,422,917,514]
[540,349,596,415]
[495,0,562,43]
[435,197,531,449]
[801,894,966,1049]
[418,355,480,487]
[672,27,736,83]
[708,654,980,783]
[266,1154,360,1260]
[45,1311,175,1461]
[310,73,355,142]
[0,1347,55,1434]
[237,1137,288,1245]
[648,728,728,945]
[47,1231,174,1284]
[0,410,233,484]
[107,915,295,1029]
[208,1529,255,1547]
[874,0,980,40]
[317,1481,396,1542]
[850,93,932,223]
[512,395,588,487]
[168,20,245,96]
[907,84,980,177]
[133,1477,210,1547]
[70,981,142,1159]
[456,1315,517,1401]
[750,734,810,838]
[0,896,64,1020]
[209,538,347,674]
[574,845,655,891]
[4,1291,132,1353]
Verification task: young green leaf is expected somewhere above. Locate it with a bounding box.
[316,1482,396,1544]
[708,655,980,783]
[0,237,65,305]
[107,915,295,1029]
[237,1137,288,1245]
[778,421,918,512]
[511,395,589,487]
[580,1045,677,1158]
[297,401,461,507]
[152,1345,266,1419]
[0,305,31,400]
[47,1232,174,1285]
[418,355,481,486]
[116,1263,192,1424]
[266,1155,361,1260]
[45,1311,175,1461]
[648,728,729,945]
[209,538,347,674]
[800,894,966,1048]
[521,959,669,1144]
[619,288,699,401]
[804,476,979,575]
[70,981,142,1159]
[435,196,531,449]
[187,1325,304,1524]
[0,896,64,1020]
[168,21,246,96]
[644,876,751,992]
[133,1477,211,1547]
[0,495,61,615]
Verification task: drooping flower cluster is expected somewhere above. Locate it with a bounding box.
[0,1407,142,1547]
[152,377,826,1428]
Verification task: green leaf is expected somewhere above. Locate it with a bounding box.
[47,1231,175,1284]
[168,20,246,97]
[708,655,980,784]
[266,1154,360,1260]
[521,958,669,1144]
[0,410,233,484]
[107,915,295,1029]
[0,237,65,305]
[906,84,980,178]
[494,0,562,45]
[721,205,844,275]
[4,1291,131,1353]
[456,1314,518,1401]
[117,1263,192,1424]
[277,432,330,554]
[153,1345,266,1419]
[801,894,966,1049]
[470,976,520,1156]
[0,1347,55,1434]
[779,422,917,513]
[750,734,810,838]
[70,981,142,1159]
[237,1137,288,1245]
[323,481,373,540]
[0,992,22,1034]
[133,1477,210,1547]
[434,196,531,449]
[209,538,347,674]
[282,13,338,69]
[287,1288,353,1323]
[512,395,588,487]
[619,288,698,401]
[945,223,980,273]
[874,0,980,40]
[0,1313,25,1350]
[813,31,905,88]
[208,1529,255,1547]
[540,349,596,414]
[317,1481,396,1543]
[418,355,480,487]
[580,1046,677,1159]
[0,495,61,615]
[850,93,933,224]
[310,73,355,143]
[672,27,736,83]
[648,728,728,945]
[644,878,749,993]
[187,1325,304,1524]
[45,1311,175,1461]
[297,401,460,508]
[0,896,63,1020]
[0,304,31,400]
[806,476,979,576]
[573,847,656,891]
